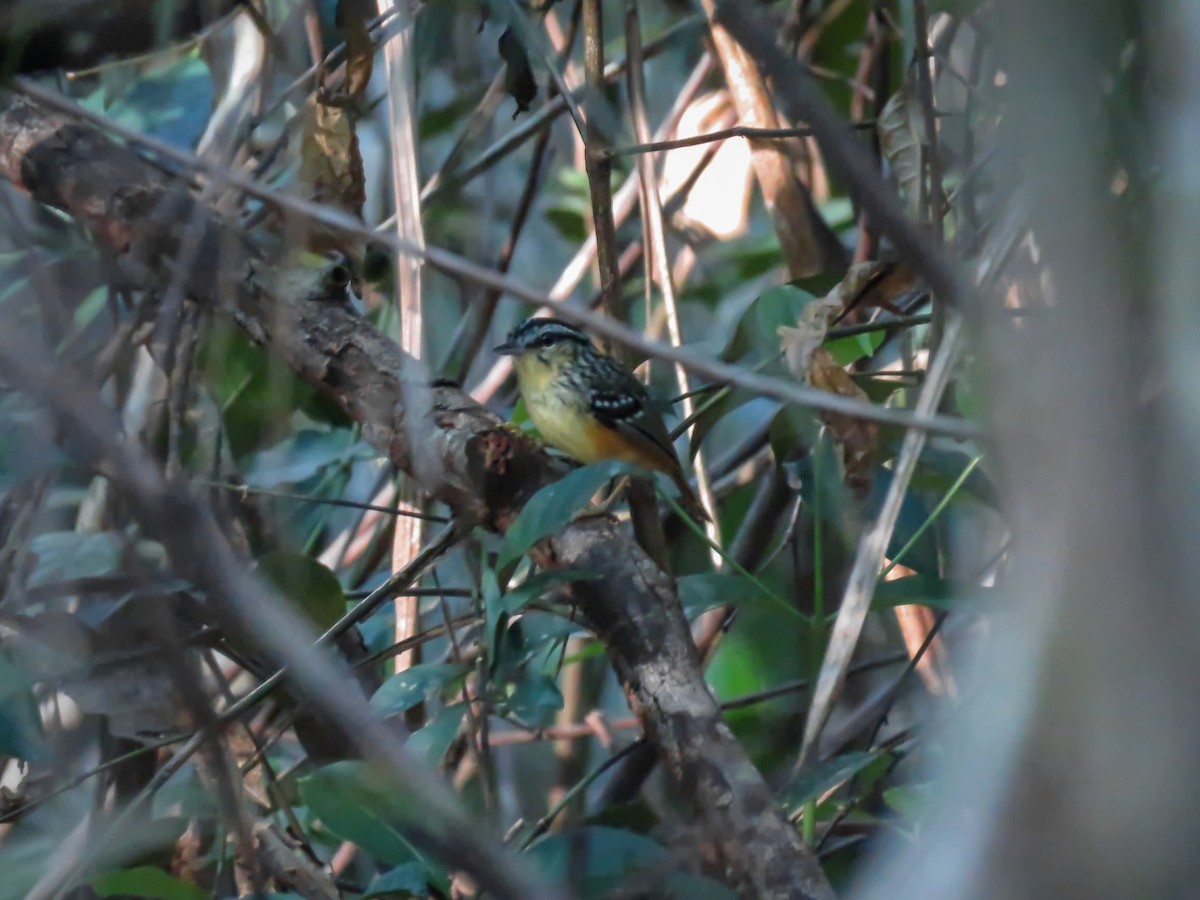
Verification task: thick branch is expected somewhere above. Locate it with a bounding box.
[0,91,833,900]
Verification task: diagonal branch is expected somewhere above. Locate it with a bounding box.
[0,90,833,900]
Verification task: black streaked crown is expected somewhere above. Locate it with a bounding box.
[507,317,591,351]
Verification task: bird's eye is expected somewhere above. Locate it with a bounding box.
[535,334,554,348]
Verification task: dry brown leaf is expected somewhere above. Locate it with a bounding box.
[701,0,849,276]
[777,260,915,378]
[296,95,366,254]
[778,293,842,376]
[338,0,376,101]
[835,260,920,320]
[774,262,902,500]
[808,346,878,500]
[878,83,924,216]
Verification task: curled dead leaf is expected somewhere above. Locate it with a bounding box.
[808,347,878,501]
[777,263,910,501]
[296,94,366,255]
[338,0,376,101]
[778,294,841,377]
[878,83,924,216]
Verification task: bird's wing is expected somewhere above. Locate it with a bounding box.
[585,355,679,470]
[586,353,710,522]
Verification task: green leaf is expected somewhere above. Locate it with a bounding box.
[79,55,214,150]
[868,468,940,573]
[245,430,373,489]
[299,762,422,866]
[407,704,465,765]
[872,576,949,609]
[200,323,348,458]
[27,531,123,589]
[755,284,815,347]
[501,671,564,723]
[929,0,985,13]
[872,577,990,612]
[498,461,633,569]
[767,405,820,464]
[854,375,908,405]
[88,867,208,900]
[0,653,45,761]
[525,826,670,897]
[824,329,885,366]
[365,862,431,898]
[720,287,794,364]
[878,85,923,215]
[664,873,739,900]
[0,399,63,490]
[883,783,934,820]
[912,448,998,507]
[490,612,524,681]
[677,572,757,617]
[688,388,769,461]
[790,271,848,299]
[370,663,468,716]
[72,287,109,332]
[152,764,218,820]
[256,551,346,631]
[500,570,598,616]
[782,751,884,810]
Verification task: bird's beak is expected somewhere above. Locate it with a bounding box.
[494,341,519,356]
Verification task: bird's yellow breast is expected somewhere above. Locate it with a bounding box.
[514,354,662,470]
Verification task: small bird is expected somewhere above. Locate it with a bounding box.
[495,317,710,523]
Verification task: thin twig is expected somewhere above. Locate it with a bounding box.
[795,315,964,772]
[220,524,460,723]
[439,596,496,810]
[520,739,645,850]
[604,121,876,157]
[625,0,718,545]
[468,52,715,403]
[912,0,947,349]
[428,14,703,201]
[9,79,981,438]
[376,0,432,685]
[579,0,668,567]
[197,479,449,521]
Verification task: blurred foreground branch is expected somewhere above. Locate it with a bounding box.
[0,0,242,73]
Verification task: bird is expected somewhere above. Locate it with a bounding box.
[495,317,710,523]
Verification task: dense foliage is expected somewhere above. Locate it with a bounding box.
[0,1,1024,898]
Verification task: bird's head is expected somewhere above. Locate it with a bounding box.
[494,317,592,384]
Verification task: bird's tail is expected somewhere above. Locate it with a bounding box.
[670,469,712,524]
